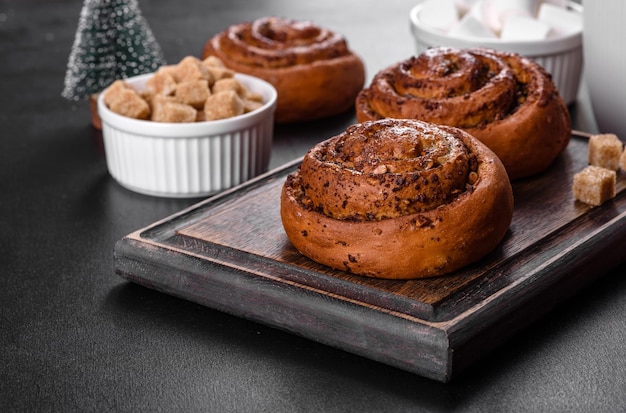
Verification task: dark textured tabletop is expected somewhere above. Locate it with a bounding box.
[2,0,626,411]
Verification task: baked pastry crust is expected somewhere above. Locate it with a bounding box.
[202,17,365,123]
[355,47,571,179]
[280,118,514,279]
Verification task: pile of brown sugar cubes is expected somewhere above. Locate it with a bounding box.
[573,133,625,206]
[102,56,264,123]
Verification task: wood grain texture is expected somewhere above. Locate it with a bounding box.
[114,135,626,382]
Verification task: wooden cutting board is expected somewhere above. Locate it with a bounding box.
[114,135,626,382]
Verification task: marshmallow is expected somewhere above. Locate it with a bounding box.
[482,0,539,34]
[419,0,459,32]
[450,9,498,39]
[538,3,583,37]
[500,14,552,41]
[420,0,579,41]
[454,0,482,16]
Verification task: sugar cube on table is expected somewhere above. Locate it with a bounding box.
[572,165,616,207]
[588,133,623,171]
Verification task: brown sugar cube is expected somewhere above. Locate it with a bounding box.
[620,147,626,171]
[211,78,245,96]
[196,110,206,122]
[242,89,264,113]
[156,64,178,78]
[146,68,177,96]
[201,56,235,80]
[151,94,197,123]
[139,89,156,105]
[109,89,151,120]
[147,93,172,110]
[202,55,226,68]
[244,91,264,103]
[102,80,130,107]
[204,90,244,120]
[202,56,235,81]
[205,65,235,81]
[243,98,263,113]
[106,87,151,120]
[175,79,210,109]
[172,56,213,83]
[573,165,616,206]
[588,133,623,170]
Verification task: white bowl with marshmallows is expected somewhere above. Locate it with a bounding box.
[98,57,277,198]
[409,0,583,104]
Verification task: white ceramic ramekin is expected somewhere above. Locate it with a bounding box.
[98,73,277,198]
[409,1,583,104]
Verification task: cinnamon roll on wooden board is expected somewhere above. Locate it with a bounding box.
[280,118,514,279]
[202,17,365,123]
[355,47,571,179]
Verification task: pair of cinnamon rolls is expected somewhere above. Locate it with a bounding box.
[203,17,570,179]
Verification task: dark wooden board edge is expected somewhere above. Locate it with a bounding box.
[446,209,626,377]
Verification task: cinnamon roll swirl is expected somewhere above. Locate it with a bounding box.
[355,47,571,179]
[280,118,514,279]
[203,17,365,123]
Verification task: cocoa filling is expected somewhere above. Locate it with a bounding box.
[291,119,479,222]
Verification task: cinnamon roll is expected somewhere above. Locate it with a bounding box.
[280,118,514,279]
[355,47,571,179]
[202,17,366,123]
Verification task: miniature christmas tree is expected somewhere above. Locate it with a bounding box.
[61,0,166,101]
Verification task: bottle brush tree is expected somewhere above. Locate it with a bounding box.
[61,0,166,101]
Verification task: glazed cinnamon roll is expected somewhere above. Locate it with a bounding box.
[355,47,571,179]
[202,17,365,123]
[280,118,514,279]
